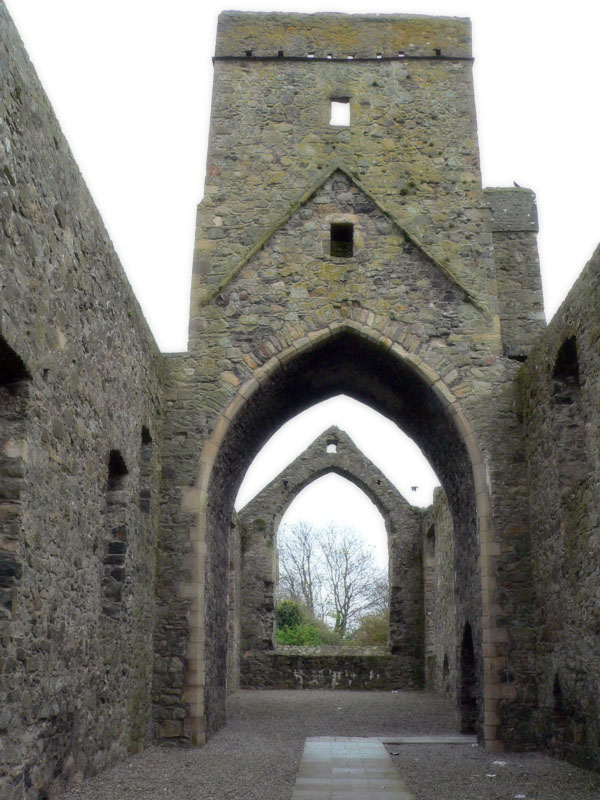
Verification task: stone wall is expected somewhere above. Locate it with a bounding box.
[241,648,422,691]
[421,488,456,703]
[518,246,600,770]
[0,5,163,798]
[485,188,545,358]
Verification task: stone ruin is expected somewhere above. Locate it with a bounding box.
[1,7,599,798]
[234,425,424,691]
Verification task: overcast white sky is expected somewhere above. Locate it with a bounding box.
[6,1,600,564]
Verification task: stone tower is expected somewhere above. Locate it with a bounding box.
[157,12,544,750]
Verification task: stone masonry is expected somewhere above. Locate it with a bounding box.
[0,4,163,798]
[1,7,600,798]
[168,11,538,754]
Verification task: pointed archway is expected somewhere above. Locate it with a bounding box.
[181,322,502,748]
[234,425,423,688]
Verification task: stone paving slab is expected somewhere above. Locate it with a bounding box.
[291,738,414,799]
[310,735,477,744]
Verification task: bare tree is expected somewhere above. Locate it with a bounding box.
[277,520,388,637]
[317,524,387,637]
[277,521,324,619]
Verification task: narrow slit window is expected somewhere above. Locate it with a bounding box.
[330,97,350,126]
[330,223,353,258]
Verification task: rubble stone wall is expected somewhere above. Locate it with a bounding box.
[241,649,422,691]
[0,5,163,798]
[421,489,457,704]
[518,246,600,771]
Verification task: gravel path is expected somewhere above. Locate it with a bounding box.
[63,690,600,800]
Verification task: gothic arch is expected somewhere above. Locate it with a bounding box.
[181,321,503,749]
[235,425,423,674]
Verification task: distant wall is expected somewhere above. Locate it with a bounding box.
[241,648,422,691]
[0,5,163,798]
[518,245,600,770]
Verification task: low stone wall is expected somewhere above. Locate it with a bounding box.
[241,648,423,690]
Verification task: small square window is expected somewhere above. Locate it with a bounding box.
[330,98,350,126]
[330,223,353,258]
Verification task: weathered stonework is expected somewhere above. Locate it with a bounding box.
[171,11,538,755]
[236,426,423,688]
[517,246,600,771]
[485,188,545,358]
[421,488,456,704]
[1,6,600,796]
[244,648,421,691]
[0,4,163,798]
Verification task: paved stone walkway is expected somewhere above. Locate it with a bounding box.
[292,738,412,799]
[291,736,477,800]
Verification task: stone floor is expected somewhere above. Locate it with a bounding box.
[292,738,414,799]
[63,691,600,800]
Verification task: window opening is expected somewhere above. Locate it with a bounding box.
[329,98,350,127]
[326,443,337,454]
[102,450,129,618]
[330,222,354,257]
[275,476,389,645]
[245,49,253,58]
[139,426,153,513]
[551,336,586,493]
[552,336,579,395]
[0,337,29,620]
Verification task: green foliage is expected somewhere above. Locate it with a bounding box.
[275,623,323,646]
[275,600,345,646]
[276,599,303,629]
[348,610,389,646]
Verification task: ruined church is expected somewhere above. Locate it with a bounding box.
[1,8,599,798]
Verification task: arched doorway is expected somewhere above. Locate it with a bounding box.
[181,324,501,746]
[235,424,422,668]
